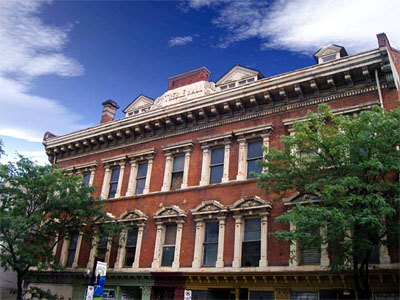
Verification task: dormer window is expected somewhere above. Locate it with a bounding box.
[322,54,337,62]
[313,44,348,64]
[216,64,264,91]
[123,95,154,117]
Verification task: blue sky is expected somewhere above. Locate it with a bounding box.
[1,0,399,165]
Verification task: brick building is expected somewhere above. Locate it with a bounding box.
[39,33,399,300]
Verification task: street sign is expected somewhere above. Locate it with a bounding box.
[184,289,192,300]
[85,286,94,300]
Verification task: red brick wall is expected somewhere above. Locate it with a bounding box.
[56,88,399,268]
[168,68,210,91]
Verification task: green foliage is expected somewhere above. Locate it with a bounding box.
[0,156,123,298]
[257,104,400,297]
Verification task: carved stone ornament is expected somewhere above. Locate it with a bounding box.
[230,196,272,215]
[119,209,148,222]
[153,205,186,221]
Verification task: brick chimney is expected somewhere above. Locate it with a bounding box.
[100,99,119,124]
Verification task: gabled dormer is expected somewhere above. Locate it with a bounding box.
[123,95,154,117]
[313,44,348,64]
[216,64,264,91]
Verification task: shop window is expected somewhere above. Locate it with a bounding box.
[374,293,400,300]
[97,236,108,262]
[66,232,79,267]
[242,218,261,267]
[210,147,224,184]
[290,292,318,300]
[250,291,275,300]
[170,155,184,190]
[247,140,263,178]
[102,289,116,299]
[124,228,138,267]
[135,162,148,195]
[161,224,177,266]
[203,221,219,266]
[108,167,120,198]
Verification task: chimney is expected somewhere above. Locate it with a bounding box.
[101,99,119,124]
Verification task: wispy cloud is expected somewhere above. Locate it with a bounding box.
[0,0,87,143]
[168,35,194,47]
[186,0,400,53]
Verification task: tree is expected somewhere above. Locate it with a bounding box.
[258,104,400,299]
[0,157,122,299]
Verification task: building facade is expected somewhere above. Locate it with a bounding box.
[39,33,400,300]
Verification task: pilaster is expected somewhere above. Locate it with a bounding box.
[259,214,268,267]
[143,159,153,194]
[232,215,243,268]
[236,138,247,180]
[126,160,138,197]
[161,154,173,191]
[115,162,125,198]
[181,151,191,189]
[172,222,184,269]
[216,217,226,268]
[100,167,111,199]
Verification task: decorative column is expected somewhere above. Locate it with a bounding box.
[52,233,59,256]
[192,221,204,268]
[289,223,298,266]
[133,225,145,268]
[87,236,98,269]
[143,159,153,194]
[104,238,112,266]
[140,286,152,300]
[116,230,128,269]
[100,166,111,199]
[261,134,270,172]
[172,222,184,269]
[60,236,69,266]
[236,138,247,180]
[151,224,164,268]
[181,151,191,189]
[216,217,226,268]
[126,160,138,196]
[199,147,210,186]
[232,215,243,268]
[115,162,125,198]
[161,154,173,191]
[72,233,83,268]
[320,225,330,267]
[221,143,231,183]
[380,233,391,264]
[259,215,268,267]
[89,168,96,186]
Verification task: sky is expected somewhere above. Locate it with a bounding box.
[1,0,399,165]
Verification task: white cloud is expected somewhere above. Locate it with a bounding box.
[188,0,400,54]
[168,36,194,47]
[0,0,87,144]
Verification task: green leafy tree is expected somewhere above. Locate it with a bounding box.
[0,157,122,299]
[258,104,400,299]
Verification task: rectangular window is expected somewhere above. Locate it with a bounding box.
[322,54,336,62]
[250,291,275,300]
[135,162,148,194]
[247,140,263,178]
[83,172,91,187]
[290,292,318,300]
[239,80,246,86]
[102,289,116,299]
[161,225,176,266]
[299,228,321,265]
[108,167,120,198]
[66,232,79,267]
[220,85,227,90]
[170,155,184,190]
[124,228,138,267]
[228,83,235,88]
[374,293,400,300]
[203,221,219,266]
[242,218,261,267]
[210,147,224,184]
[247,78,255,83]
[97,236,108,262]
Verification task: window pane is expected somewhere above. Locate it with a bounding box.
[247,140,263,159]
[83,173,91,186]
[374,293,400,300]
[126,229,138,246]
[247,78,255,83]
[137,162,148,177]
[211,148,224,164]
[204,222,219,243]
[97,236,108,262]
[300,247,321,265]
[69,233,79,249]
[135,178,146,194]
[242,241,260,267]
[110,167,120,182]
[250,291,274,300]
[203,244,218,266]
[170,172,183,190]
[66,249,76,267]
[124,247,136,267]
[247,160,262,178]
[164,225,177,245]
[108,182,118,198]
[244,218,261,241]
[290,292,318,300]
[161,246,175,266]
[210,165,223,184]
[173,155,184,171]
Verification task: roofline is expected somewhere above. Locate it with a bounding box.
[122,94,154,113]
[168,66,211,80]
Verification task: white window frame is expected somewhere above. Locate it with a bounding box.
[233,125,273,181]
[60,231,83,268]
[115,209,148,269]
[126,148,156,196]
[230,196,271,268]
[198,133,232,186]
[100,155,127,199]
[161,140,194,191]
[151,205,186,269]
[191,200,228,268]
[65,161,98,187]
